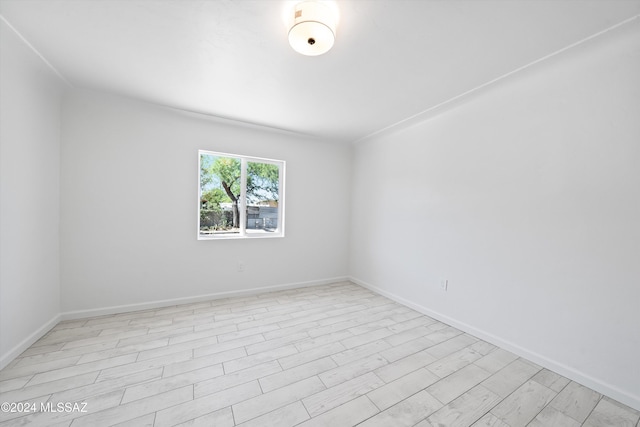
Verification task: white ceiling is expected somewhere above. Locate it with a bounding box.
[1,0,639,143]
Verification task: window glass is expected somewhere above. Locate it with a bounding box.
[246,161,280,233]
[198,151,284,239]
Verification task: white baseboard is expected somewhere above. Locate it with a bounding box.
[0,314,61,370]
[349,276,640,412]
[61,276,350,321]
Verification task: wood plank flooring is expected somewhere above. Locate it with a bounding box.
[0,282,638,426]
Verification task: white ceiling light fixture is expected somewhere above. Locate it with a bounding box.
[287,1,338,56]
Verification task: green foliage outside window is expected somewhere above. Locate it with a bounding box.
[200,153,280,233]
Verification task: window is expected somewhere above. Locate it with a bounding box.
[198,150,285,239]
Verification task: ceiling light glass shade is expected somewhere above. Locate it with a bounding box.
[288,1,338,56]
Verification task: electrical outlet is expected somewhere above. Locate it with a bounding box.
[237,261,245,272]
[440,279,448,291]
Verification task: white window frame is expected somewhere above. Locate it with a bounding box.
[198,150,286,240]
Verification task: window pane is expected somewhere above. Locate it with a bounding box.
[246,161,279,233]
[200,153,241,237]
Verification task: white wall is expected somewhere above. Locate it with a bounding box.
[0,20,63,367]
[60,93,350,314]
[350,21,640,409]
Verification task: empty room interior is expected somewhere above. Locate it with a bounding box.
[1,0,639,426]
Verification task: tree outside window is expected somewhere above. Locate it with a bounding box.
[199,151,284,239]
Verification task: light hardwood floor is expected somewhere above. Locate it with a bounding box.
[0,282,638,426]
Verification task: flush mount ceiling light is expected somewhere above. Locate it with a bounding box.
[287,1,338,56]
